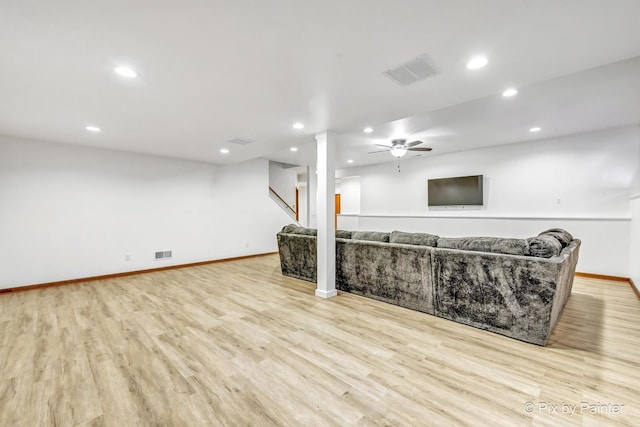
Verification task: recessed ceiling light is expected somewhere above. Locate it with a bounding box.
[347,159,354,164]
[363,127,373,133]
[114,66,138,78]
[292,122,304,129]
[220,148,229,154]
[290,147,298,152]
[85,125,101,132]
[529,127,541,133]
[502,88,518,97]
[466,56,488,70]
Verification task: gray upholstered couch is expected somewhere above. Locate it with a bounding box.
[277,225,580,345]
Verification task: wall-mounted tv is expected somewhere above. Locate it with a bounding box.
[428,175,483,206]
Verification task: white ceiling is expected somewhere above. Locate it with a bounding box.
[2,1,640,167]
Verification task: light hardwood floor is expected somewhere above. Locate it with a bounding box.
[1,254,639,426]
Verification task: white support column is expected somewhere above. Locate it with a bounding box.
[307,165,317,228]
[315,131,337,299]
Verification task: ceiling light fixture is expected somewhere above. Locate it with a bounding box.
[363,127,373,133]
[85,125,101,132]
[114,66,138,78]
[466,56,488,70]
[529,127,541,133]
[290,147,298,152]
[292,122,304,129]
[220,148,229,154]
[502,88,518,97]
[347,159,354,164]
[390,147,408,158]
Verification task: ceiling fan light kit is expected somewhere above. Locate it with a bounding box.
[367,138,433,172]
[369,139,432,158]
[390,147,408,158]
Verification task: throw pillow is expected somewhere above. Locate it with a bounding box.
[538,228,573,248]
[527,235,563,258]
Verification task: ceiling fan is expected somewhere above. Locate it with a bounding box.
[369,139,432,158]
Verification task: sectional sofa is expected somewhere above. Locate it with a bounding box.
[277,226,580,345]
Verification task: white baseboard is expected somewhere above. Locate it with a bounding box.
[315,288,338,299]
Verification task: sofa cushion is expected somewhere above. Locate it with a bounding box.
[281,224,300,233]
[437,236,529,256]
[389,230,439,247]
[351,231,390,242]
[538,228,573,248]
[298,228,318,236]
[336,229,353,239]
[281,224,317,236]
[527,235,562,258]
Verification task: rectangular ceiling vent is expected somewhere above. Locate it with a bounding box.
[228,137,254,145]
[384,54,440,86]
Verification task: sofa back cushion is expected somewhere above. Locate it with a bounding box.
[389,230,439,247]
[281,224,299,233]
[281,224,317,236]
[336,229,353,239]
[527,235,562,258]
[538,228,573,248]
[351,231,390,242]
[437,236,529,256]
[299,228,318,236]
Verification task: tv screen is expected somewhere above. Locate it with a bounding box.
[428,175,483,206]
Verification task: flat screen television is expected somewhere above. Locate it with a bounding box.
[428,175,483,206]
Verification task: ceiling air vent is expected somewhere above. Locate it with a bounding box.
[228,138,254,145]
[384,54,440,86]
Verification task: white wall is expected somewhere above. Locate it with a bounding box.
[629,129,640,290]
[338,126,640,276]
[300,175,360,228]
[268,161,297,210]
[0,136,292,288]
[297,169,318,228]
[339,176,361,214]
[340,215,629,276]
[630,196,640,290]
[352,126,638,217]
[297,182,308,227]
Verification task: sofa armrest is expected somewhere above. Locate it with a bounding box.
[431,247,572,345]
[277,232,317,282]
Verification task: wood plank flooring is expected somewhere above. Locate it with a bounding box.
[1,254,639,426]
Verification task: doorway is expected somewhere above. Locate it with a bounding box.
[335,194,341,229]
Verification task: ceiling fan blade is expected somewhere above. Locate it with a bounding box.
[407,140,423,147]
[368,149,391,154]
[408,147,432,151]
[375,143,393,148]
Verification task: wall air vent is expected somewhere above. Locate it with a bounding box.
[228,138,254,145]
[155,250,172,260]
[384,54,440,86]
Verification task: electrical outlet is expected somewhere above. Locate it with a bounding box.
[124,254,131,262]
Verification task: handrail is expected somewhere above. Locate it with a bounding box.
[269,186,296,215]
